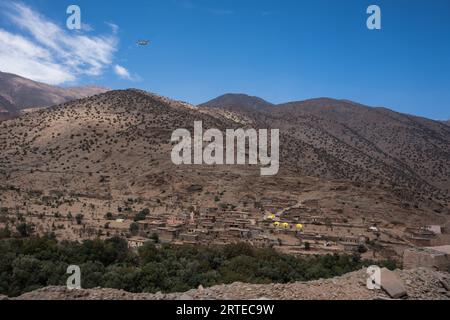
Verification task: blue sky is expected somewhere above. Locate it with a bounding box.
[0,0,449,120]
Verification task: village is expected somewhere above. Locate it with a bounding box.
[126,197,449,264]
[2,183,448,272]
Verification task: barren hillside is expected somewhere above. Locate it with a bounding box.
[201,95,450,204]
[0,71,108,110]
[0,89,448,246]
[0,95,19,121]
[199,93,274,112]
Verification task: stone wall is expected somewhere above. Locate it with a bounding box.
[403,247,450,271]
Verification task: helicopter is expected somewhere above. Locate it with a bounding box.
[136,40,150,46]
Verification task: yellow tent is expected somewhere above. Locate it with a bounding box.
[295,224,303,230]
[282,223,289,229]
[273,221,280,227]
[267,214,276,220]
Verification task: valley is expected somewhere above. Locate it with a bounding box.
[0,89,449,265]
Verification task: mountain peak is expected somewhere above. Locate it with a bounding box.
[199,93,274,111]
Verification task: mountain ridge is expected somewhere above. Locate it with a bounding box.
[200,93,450,203]
[0,71,109,111]
[1,89,449,206]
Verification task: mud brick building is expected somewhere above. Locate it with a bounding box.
[403,246,450,271]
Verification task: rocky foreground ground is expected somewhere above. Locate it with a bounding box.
[3,268,449,300]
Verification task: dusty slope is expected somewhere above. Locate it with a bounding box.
[201,95,450,204]
[0,95,18,114]
[0,89,447,229]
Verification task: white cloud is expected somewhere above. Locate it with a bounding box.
[0,2,119,85]
[114,64,132,80]
[106,22,119,34]
[81,23,94,32]
[0,29,75,84]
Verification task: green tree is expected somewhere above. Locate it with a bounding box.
[304,242,311,251]
[105,212,113,220]
[150,233,159,243]
[75,214,84,225]
[0,227,11,239]
[358,244,368,254]
[16,223,33,238]
[130,222,139,236]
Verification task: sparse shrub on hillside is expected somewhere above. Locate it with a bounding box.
[105,212,113,220]
[218,203,228,210]
[75,214,84,225]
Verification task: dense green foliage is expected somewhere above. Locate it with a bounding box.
[0,236,397,297]
[134,208,150,222]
